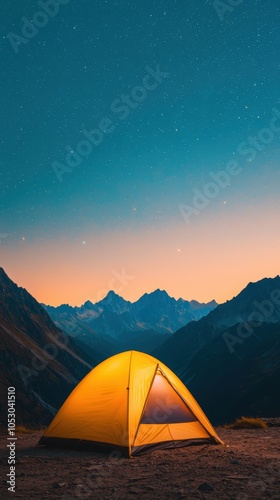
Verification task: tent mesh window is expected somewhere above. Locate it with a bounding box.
[141,373,197,424]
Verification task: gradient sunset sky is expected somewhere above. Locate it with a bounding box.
[1,0,280,306]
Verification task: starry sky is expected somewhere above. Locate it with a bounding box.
[1,0,280,306]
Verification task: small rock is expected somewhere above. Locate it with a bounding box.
[231,459,240,464]
[52,482,66,489]
[198,482,214,492]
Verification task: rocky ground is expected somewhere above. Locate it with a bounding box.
[0,427,280,499]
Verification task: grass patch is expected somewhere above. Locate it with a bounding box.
[224,417,267,429]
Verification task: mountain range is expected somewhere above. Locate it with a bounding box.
[43,290,217,355]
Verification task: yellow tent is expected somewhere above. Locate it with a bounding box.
[39,351,223,456]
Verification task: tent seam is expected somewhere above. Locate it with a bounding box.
[127,351,133,456]
[166,424,174,444]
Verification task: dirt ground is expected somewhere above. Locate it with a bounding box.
[0,428,280,500]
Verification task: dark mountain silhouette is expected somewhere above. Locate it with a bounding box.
[179,321,280,424]
[0,268,96,427]
[155,276,280,424]
[202,277,280,328]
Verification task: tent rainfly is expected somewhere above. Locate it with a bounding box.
[39,350,224,456]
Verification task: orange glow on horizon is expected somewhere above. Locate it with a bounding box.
[1,203,279,307]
